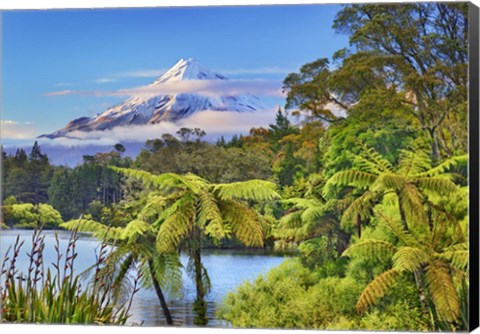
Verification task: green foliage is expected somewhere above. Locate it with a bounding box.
[0,230,139,324]
[2,143,53,204]
[136,137,272,184]
[218,259,363,329]
[113,167,279,325]
[3,203,63,229]
[344,204,467,329]
[324,143,464,234]
[62,216,183,325]
[332,3,468,159]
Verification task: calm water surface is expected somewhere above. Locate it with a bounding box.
[0,229,285,327]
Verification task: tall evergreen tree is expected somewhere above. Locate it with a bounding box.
[27,141,52,203]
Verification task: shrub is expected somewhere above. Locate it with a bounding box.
[3,203,63,229]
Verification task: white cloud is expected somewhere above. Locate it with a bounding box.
[1,120,37,140]
[45,90,74,96]
[218,67,294,75]
[44,79,284,98]
[39,108,278,147]
[94,78,116,83]
[55,82,74,87]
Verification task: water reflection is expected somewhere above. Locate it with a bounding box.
[0,230,285,327]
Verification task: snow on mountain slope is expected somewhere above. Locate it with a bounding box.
[41,58,265,139]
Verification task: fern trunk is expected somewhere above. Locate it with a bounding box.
[398,194,430,324]
[413,270,429,315]
[397,192,410,232]
[356,214,362,238]
[192,244,208,325]
[148,260,173,325]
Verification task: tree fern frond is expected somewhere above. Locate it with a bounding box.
[414,177,459,196]
[155,173,204,194]
[356,269,402,313]
[397,148,431,176]
[151,252,184,299]
[371,173,405,192]
[415,155,468,177]
[353,154,388,175]
[138,194,167,220]
[61,219,122,240]
[357,144,394,173]
[300,205,327,224]
[439,249,469,272]
[278,210,304,230]
[398,183,427,226]
[392,246,429,272]
[121,219,152,243]
[214,180,280,202]
[425,260,460,322]
[281,197,323,209]
[376,212,420,247]
[156,197,196,253]
[110,166,157,186]
[341,191,378,228]
[220,200,264,247]
[323,170,377,199]
[112,253,135,299]
[197,190,226,241]
[343,239,397,259]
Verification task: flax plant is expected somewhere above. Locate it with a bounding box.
[0,228,140,324]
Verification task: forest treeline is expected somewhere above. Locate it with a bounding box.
[0,2,470,331]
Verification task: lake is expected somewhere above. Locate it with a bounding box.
[0,229,286,327]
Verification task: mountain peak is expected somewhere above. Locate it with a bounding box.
[41,58,264,139]
[152,58,227,84]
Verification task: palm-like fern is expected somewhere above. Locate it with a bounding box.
[275,197,338,246]
[61,217,182,325]
[112,167,280,325]
[326,143,467,329]
[323,143,466,231]
[344,210,468,327]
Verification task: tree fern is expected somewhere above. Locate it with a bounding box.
[340,191,378,228]
[392,246,429,272]
[156,197,196,253]
[397,148,431,176]
[342,239,397,259]
[220,200,264,247]
[197,190,226,241]
[440,244,469,271]
[110,166,157,186]
[356,269,402,313]
[425,260,460,322]
[357,143,394,173]
[323,170,377,199]
[120,219,152,243]
[414,177,459,196]
[398,183,427,226]
[414,155,468,177]
[61,219,122,241]
[214,180,280,201]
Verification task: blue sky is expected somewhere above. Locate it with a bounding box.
[2,4,349,146]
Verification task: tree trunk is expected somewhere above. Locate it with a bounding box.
[148,260,173,325]
[413,269,432,328]
[356,214,362,239]
[397,192,410,232]
[397,192,431,324]
[192,245,208,325]
[428,127,440,162]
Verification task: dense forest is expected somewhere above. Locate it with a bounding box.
[1,2,470,331]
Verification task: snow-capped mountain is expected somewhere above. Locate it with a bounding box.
[41,58,265,139]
